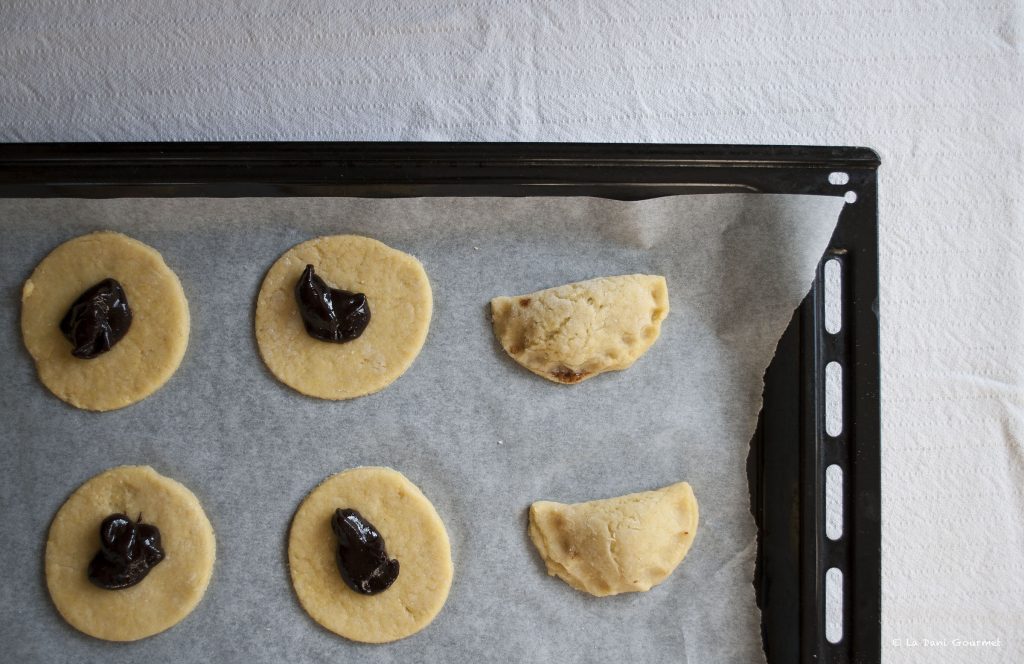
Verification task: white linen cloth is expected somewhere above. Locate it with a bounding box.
[2,1,1022,661]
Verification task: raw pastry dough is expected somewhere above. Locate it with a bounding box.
[255,235,432,400]
[45,465,216,641]
[288,466,453,643]
[491,274,668,384]
[529,481,698,597]
[21,231,190,411]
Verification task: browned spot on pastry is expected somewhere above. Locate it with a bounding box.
[509,344,524,355]
[519,297,531,307]
[550,367,590,383]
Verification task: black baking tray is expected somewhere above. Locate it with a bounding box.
[0,143,881,664]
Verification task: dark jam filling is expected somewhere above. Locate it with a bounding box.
[59,278,133,359]
[87,513,165,590]
[294,265,370,343]
[331,508,399,595]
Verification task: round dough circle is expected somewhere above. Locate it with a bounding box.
[288,466,453,643]
[45,465,216,642]
[255,235,432,400]
[21,231,190,411]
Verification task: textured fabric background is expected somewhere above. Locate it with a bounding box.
[2,1,1022,661]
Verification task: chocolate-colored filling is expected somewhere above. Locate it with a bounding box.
[59,278,132,359]
[331,508,399,595]
[295,265,370,343]
[87,513,164,590]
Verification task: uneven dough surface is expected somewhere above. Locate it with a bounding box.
[491,274,669,384]
[21,231,190,411]
[255,235,432,400]
[45,465,216,641]
[288,466,453,643]
[529,481,698,597]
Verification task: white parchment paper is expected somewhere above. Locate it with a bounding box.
[0,194,843,663]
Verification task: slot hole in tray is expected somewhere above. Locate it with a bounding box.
[826,567,844,644]
[824,258,842,334]
[826,464,843,541]
[826,362,843,437]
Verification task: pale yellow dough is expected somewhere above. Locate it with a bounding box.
[255,235,432,400]
[490,274,669,384]
[21,231,190,411]
[45,465,216,641]
[529,481,698,597]
[288,466,453,643]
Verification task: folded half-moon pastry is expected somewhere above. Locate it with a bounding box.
[490,274,669,384]
[528,481,698,597]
